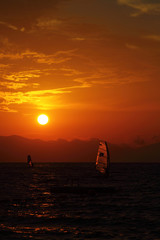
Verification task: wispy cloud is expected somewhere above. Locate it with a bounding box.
[0,81,28,90]
[71,37,86,41]
[74,66,147,89]
[0,53,23,60]
[126,43,139,49]
[0,81,39,90]
[0,88,70,111]
[36,18,62,30]
[0,0,67,31]
[3,70,41,82]
[0,21,18,31]
[0,70,41,90]
[0,105,17,112]
[0,79,93,111]
[0,21,25,32]
[0,61,156,112]
[118,0,160,16]
[0,49,77,65]
[0,64,10,68]
[143,35,160,42]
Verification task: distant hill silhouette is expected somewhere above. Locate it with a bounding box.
[0,135,159,163]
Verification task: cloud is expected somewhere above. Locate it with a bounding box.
[0,81,39,90]
[3,70,41,82]
[0,70,41,90]
[73,66,147,89]
[0,81,28,90]
[27,88,72,97]
[36,18,62,30]
[0,21,24,32]
[0,90,64,109]
[0,79,92,111]
[143,35,160,42]
[71,37,86,41]
[31,48,77,65]
[117,0,160,16]
[0,69,42,91]
[126,43,139,49]
[36,56,71,65]
[0,53,23,60]
[0,64,10,69]
[0,105,17,112]
[0,0,68,29]
[0,49,77,65]
[0,61,154,112]
[0,21,18,31]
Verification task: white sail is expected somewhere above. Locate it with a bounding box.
[96,140,110,175]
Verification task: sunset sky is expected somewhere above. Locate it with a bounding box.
[0,0,160,145]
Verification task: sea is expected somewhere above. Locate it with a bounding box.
[0,162,160,240]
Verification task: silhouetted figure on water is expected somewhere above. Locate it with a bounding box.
[27,154,33,167]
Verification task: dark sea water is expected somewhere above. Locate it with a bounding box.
[0,162,160,240]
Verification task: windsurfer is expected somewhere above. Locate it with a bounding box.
[27,154,33,167]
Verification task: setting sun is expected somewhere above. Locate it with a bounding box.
[37,114,49,125]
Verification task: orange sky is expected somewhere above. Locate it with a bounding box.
[0,0,160,145]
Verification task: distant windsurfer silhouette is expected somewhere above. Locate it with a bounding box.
[27,154,33,167]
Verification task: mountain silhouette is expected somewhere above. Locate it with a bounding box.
[0,135,159,162]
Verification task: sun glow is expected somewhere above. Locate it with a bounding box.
[37,114,49,125]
